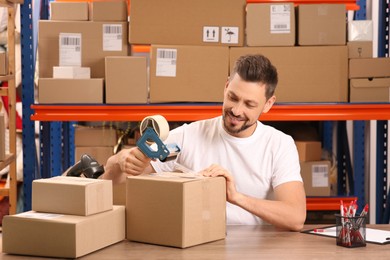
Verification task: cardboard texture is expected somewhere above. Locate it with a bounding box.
[32,176,113,216]
[350,78,390,103]
[2,206,125,258]
[347,41,373,58]
[298,4,346,46]
[50,2,89,21]
[0,51,7,75]
[126,174,226,248]
[75,146,114,166]
[90,1,127,21]
[150,45,229,103]
[295,141,322,162]
[105,56,148,104]
[74,126,117,147]
[129,0,245,46]
[229,46,348,102]
[246,3,295,46]
[300,161,331,196]
[0,113,5,160]
[38,20,128,78]
[113,182,126,206]
[349,58,390,78]
[38,78,104,104]
[53,66,91,79]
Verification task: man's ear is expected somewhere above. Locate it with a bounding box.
[262,96,276,113]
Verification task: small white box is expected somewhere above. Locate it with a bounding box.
[53,66,91,79]
[348,20,373,41]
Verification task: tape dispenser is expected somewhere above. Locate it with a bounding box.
[136,115,180,161]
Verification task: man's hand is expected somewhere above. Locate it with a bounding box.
[117,147,152,176]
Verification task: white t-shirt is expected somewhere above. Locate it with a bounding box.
[151,116,302,225]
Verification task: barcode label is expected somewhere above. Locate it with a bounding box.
[156,48,177,77]
[157,49,177,60]
[59,33,82,66]
[104,25,122,34]
[312,164,329,187]
[273,24,288,29]
[270,4,291,34]
[103,24,123,51]
[60,37,81,46]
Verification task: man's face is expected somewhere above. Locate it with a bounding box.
[222,73,275,138]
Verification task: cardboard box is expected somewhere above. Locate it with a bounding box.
[126,173,226,248]
[113,182,126,206]
[150,45,229,103]
[75,146,114,166]
[2,205,125,258]
[38,20,128,78]
[300,161,331,196]
[295,141,322,162]
[50,2,89,21]
[53,66,91,79]
[347,41,373,58]
[349,58,390,78]
[0,113,5,160]
[129,0,245,46]
[0,51,7,75]
[38,78,104,104]
[229,46,348,102]
[105,56,148,104]
[74,126,117,147]
[90,1,127,21]
[298,4,346,46]
[348,20,373,41]
[32,176,113,216]
[246,3,295,46]
[350,78,390,103]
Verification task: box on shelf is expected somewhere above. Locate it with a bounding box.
[350,78,390,103]
[300,160,331,196]
[126,173,226,248]
[349,58,390,78]
[74,126,117,147]
[38,78,104,104]
[0,113,4,160]
[348,20,373,41]
[0,51,7,75]
[347,41,373,59]
[246,3,295,46]
[90,1,127,21]
[129,0,245,46]
[229,46,348,102]
[298,4,346,46]
[2,205,125,258]
[49,2,89,21]
[150,45,229,103]
[32,176,113,216]
[75,146,114,166]
[38,20,128,78]
[53,66,91,79]
[105,56,148,104]
[295,141,322,162]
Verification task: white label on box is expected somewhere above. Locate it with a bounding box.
[18,212,64,219]
[156,48,177,77]
[103,24,123,51]
[221,27,239,44]
[203,26,219,42]
[270,4,291,34]
[311,164,329,187]
[59,33,81,67]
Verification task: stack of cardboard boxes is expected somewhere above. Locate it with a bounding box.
[2,176,125,258]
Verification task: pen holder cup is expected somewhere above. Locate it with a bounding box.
[335,214,367,248]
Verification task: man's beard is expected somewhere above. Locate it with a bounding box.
[222,110,256,135]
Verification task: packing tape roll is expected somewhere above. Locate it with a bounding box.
[139,115,170,142]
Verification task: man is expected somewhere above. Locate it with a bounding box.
[102,54,306,231]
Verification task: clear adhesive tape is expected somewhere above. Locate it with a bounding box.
[139,115,170,142]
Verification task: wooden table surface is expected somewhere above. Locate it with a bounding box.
[1,224,390,259]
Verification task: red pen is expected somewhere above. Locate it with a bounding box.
[313,228,325,233]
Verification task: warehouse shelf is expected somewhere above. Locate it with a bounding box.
[246,0,360,10]
[31,103,390,122]
[306,197,357,211]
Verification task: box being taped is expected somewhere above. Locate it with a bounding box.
[32,176,113,216]
[126,173,226,248]
[2,206,125,258]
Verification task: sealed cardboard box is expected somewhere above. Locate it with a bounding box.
[2,205,125,258]
[90,1,127,21]
[39,20,128,78]
[347,41,373,58]
[105,56,148,104]
[50,2,89,21]
[75,146,114,166]
[129,0,245,46]
[53,66,91,79]
[295,141,322,162]
[38,78,104,104]
[0,113,5,160]
[298,4,346,46]
[246,3,295,46]
[0,51,7,75]
[126,173,226,248]
[349,58,390,78]
[32,176,113,216]
[150,45,229,103]
[350,78,390,103]
[300,161,331,196]
[229,46,348,102]
[75,126,117,147]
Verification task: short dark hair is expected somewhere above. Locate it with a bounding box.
[231,54,278,100]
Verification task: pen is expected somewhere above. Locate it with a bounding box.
[313,229,325,233]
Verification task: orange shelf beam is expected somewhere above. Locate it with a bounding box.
[31,104,390,122]
[306,197,357,211]
[246,0,359,11]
